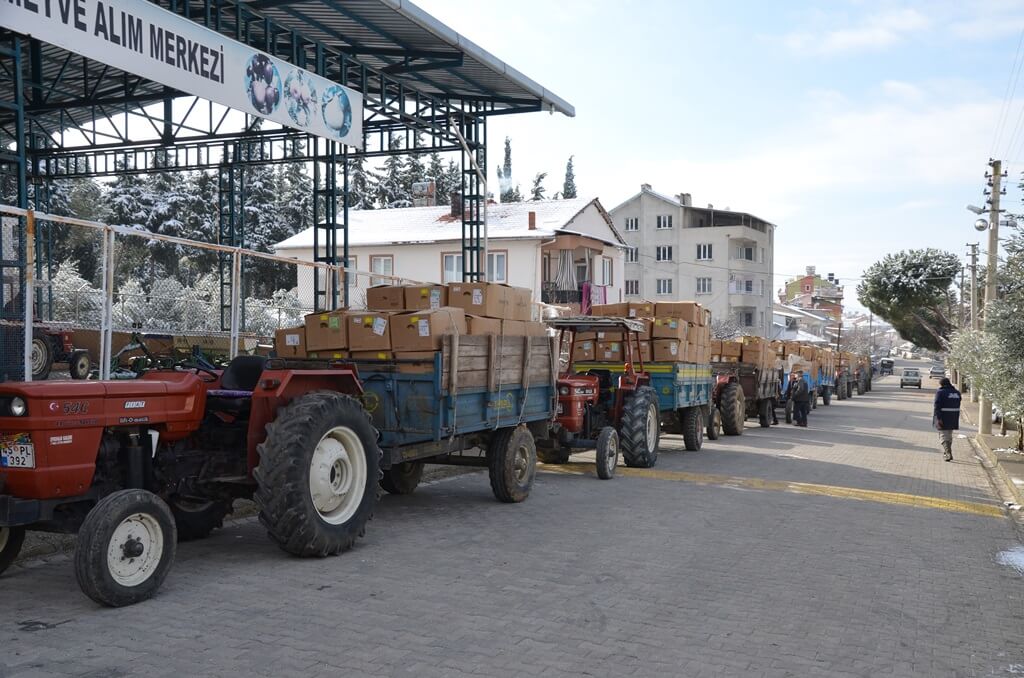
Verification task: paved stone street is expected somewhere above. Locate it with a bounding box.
[3,362,1024,677]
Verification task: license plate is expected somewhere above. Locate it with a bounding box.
[0,443,34,468]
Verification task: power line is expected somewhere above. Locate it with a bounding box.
[992,28,1024,156]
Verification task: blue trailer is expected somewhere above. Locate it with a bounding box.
[351,334,556,502]
[780,365,835,422]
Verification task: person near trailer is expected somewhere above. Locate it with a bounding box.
[787,370,811,427]
[933,377,961,462]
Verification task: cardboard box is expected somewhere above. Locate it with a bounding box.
[467,315,502,336]
[501,320,548,337]
[710,339,724,357]
[307,350,349,360]
[591,302,628,317]
[404,285,448,311]
[350,350,393,361]
[573,340,595,361]
[652,339,681,362]
[305,310,348,351]
[654,301,702,325]
[692,323,711,345]
[800,346,816,361]
[722,340,743,358]
[653,317,688,341]
[596,340,623,361]
[509,287,534,322]
[596,329,625,342]
[626,301,654,318]
[365,285,406,311]
[347,312,392,352]
[447,282,515,320]
[394,351,439,373]
[390,307,467,351]
[701,308,712,327]
[274,327,307,358]
[637,340,653,364]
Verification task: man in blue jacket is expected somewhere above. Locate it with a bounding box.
[934,377,961,462]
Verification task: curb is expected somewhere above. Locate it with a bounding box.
[967,435,1024,534]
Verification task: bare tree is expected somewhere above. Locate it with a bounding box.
[711,317,742,340]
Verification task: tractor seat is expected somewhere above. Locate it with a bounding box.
[207,355,267,416]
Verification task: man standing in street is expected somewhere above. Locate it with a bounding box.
[788,370,810,427]
[934,377,961,462]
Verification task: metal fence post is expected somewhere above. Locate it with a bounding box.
[229,249,241,359]
[23,210,35,381]
[99,227,115,380]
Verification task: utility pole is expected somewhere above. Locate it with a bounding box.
[979,159,1003,435]
[967,243,979,403]
[955,264,965,390]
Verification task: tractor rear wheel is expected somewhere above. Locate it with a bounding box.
[758,399,772,428]
[706,406,722,440]
[69,350,91,380]
[682,407,704,451]
[847,380,854,399]
[856,379,864,396]
[30,332,52,381]
[380,461,425,495]
[719,382,745,436]
[74,489,176,607]
[0,526,26,576]
[169,496,232,541]
[488,425,537,503]
[254,391,380,557]
[621,387,660,468]
[595,426,619,480]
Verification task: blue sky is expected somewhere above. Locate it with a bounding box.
[416,0,1024,309]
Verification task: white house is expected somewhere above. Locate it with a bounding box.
[274,197,625,309]
[609,184,776,336]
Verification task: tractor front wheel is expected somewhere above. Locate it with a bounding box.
[30,332,52,381]
[621,386,660,468]
[254,391,380,557]
[488,425,537,502]
[380,461,425,495]
[706,406,722,441]
[682,407,704,451]
[595,426,619,480]
[68,350,91,380]
[822,388,832,406]
[74,489,177,607]
[0,526,26,576]
[720,382,745,436]
[169,496,233,541]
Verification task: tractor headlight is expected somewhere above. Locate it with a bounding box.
[9,397,26,417]
[559,386,569,396]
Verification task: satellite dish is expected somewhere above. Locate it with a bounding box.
[974,218,989,232]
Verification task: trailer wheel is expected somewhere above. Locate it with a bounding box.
[719,382,745,436]
[706,406,722,440]
[621,386,660,468]
[785,400,794,424]
[856,379,864,396]
[682,407,704,451]
[169,496,233,541]
[758,399,772,428]
[847,380,854,399]
[254,391,380,557]
[30,332,52,381]
[68,350,91,380]
[537,447,571,464]
[0,526,26,576]
[822,388,832,406]
[595,427,619,480]
[380,461,425,495]
[488,425,537,503]
[74,489,176,607]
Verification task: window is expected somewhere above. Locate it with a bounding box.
[743,311,754,327]
[601,257,613,286]
[625,247,639,263]
[656,214,673,229]
[625,280,640,296]
[624,217,639,232]
[759,310,765,329]
[576,261,589,283]
[804,284,811,292]
[736,245,754,261]
[696,277,712,294]
[744,279,753,294]
[370,255,393,287]
[760,247,766,264]
[656,246,673,262]
[696,243,712,260]
[442,253,463,283]
[487,251,507,283]
[760,280,766,297]
[656,278,673,295]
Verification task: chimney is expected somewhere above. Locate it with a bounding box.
[675,192,692,207]
[528,211,536,230]
[450,191,462,218]
[707,204,714,209]
[641,183,652,191]
[806,265,816,276]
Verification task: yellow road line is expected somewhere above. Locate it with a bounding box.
[538,462,1004,519]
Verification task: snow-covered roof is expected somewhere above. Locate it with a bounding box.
[610,184,777,227]
[274,197,621,251]
[770,325,831,343]
[774,303,830,323]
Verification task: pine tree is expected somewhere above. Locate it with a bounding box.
[400,132,426,200]
[496,136,521,203]
[106,163,154,280]
[347,153,375,210]
[373,134,411,208]
[279,140,313,234]
[530,172,548,201]
[241,156,291,296]
[562,155,577,199]
[444,160,462,205]
[426,151,446,204]
[179,171,219,285]
[146,151,192,278]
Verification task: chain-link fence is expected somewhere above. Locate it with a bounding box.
[0,205,426,381]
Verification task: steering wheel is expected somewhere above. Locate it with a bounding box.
[177,361,219,382]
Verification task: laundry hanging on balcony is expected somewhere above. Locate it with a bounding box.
[553,249,577,291]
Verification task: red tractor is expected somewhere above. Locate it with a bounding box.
[0,354,381,606]
[539,318,660,479]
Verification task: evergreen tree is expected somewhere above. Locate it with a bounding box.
[146,151,192,278]
[106,164,154,280]
[426,151,446,203]
[496,136,520,202]
[443,159,462,205]
[373,134,411,208]
[562,155,577,199]
[241,155,291,296]
[279,141,313,234]
[346,153,375,209]
[530,172,548,201]
[400,132,426,200]
[179,171,219,285]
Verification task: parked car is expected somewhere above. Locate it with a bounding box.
[901,368,922,389]
[929,365,945,379]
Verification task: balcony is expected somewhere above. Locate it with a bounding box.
[542,289,581,305]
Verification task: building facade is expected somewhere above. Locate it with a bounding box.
[782,266,844,319]
[609,184,776,336]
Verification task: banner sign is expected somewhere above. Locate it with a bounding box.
[3,0,363,147]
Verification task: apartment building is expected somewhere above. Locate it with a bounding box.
[609,184,776,336]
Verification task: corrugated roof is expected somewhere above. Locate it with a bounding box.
[274,197,618,250]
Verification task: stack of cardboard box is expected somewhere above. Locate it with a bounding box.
[273,282,546,361]
[585,300,711,364]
